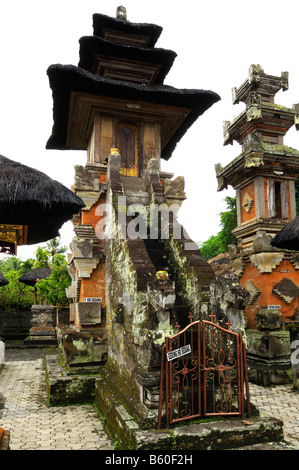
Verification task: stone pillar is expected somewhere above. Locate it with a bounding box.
[24,305,57,346]
[246,309,291,385]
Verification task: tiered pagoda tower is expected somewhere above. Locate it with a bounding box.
[46,7,220,423]
[216,65,299,382]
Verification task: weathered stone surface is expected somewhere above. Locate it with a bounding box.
[209,271,249,336]
[230,255,245,277]
[164,176,186,206]
[94,372,287,450]
[247,329,290,360]
[245,280,261,306]
[45,355,97,405]
[30,305,55,327]
[61,327,108,366]
[250,252,284,273]
[73,237,93,259]
[24,305,57,346]
[252,232,274,252]
[75,301,101,325]
[256,308,281,330]
[272,278,299,304]
[74,165,100,191]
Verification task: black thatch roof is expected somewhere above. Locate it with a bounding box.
[18,267,52,286]
[46,64,220,159]
[0,272,9,287]
[78,35,177,84]
[0,155,85,244]
[271,217,299,251]
[92,13,163,47]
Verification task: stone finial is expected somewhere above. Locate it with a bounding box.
[116,6,127,20]
[248,64,264,84]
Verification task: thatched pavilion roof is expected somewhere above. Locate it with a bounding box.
[0,272,9,287]
[18,267,52,286]
[92,13,163,48]
[46,64,220,160]
[271,216,299,251]
[0,155,85,244]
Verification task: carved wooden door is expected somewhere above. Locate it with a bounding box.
[117,122,138,177]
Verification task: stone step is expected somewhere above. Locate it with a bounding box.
[74,225,99,243]
[94,366,289,451]
[74,257,100,278]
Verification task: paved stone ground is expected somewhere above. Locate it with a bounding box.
[0,348,114,450]
[1,347,299,450]
[249,382,299,449]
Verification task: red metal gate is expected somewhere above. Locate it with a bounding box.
[158,314,250,429]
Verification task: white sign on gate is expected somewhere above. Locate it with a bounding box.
[167,344,191,362]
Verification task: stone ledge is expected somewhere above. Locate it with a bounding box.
[45,355,99,406]
[24,336,58,347]
[94,373,292,450]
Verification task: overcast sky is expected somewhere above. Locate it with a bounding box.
[1,0,299,260]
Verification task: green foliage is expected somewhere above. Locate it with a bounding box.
[34,246,51,268]
[0,257,35,314]
[0,237,71,314]
[199,235,223,261]
[36,253,71,306]
[199,196,237,261]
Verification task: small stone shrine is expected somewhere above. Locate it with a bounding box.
[216,65,299,384]
[46,7,220,424]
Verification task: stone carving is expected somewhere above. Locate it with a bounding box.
[164,176,186,206]
[74,165,100,192]
[242,192,254,213]
[230,256,246,277]
[291,253,299,271]
[209,272,249,336]
[116,6,127,20]
[245,280,261,306]
[256,309,281,331]
[252,232,274,252]
[147,278,176,330]
[246,91,260,107]
[250,252,284,273]
[272,278,299,304]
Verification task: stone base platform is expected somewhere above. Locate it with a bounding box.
[24,335,57,347]
[45,355,98,405]
[45,355,297,450]
[94,368,296,450]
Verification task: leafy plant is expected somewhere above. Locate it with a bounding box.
[198,197,237,260]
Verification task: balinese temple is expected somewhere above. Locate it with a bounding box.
[46,7,220,424]
[0,154,85,255]
[216,65,299,383]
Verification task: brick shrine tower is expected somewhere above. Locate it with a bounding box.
[46,7,220,422]
[216,65,299,383]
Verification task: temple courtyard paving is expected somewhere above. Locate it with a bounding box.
[1,347,299,450]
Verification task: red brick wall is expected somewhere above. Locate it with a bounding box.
[240,258,299,329]
[79,262,106,307]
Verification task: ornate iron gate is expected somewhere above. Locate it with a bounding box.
[158,314,250,429]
